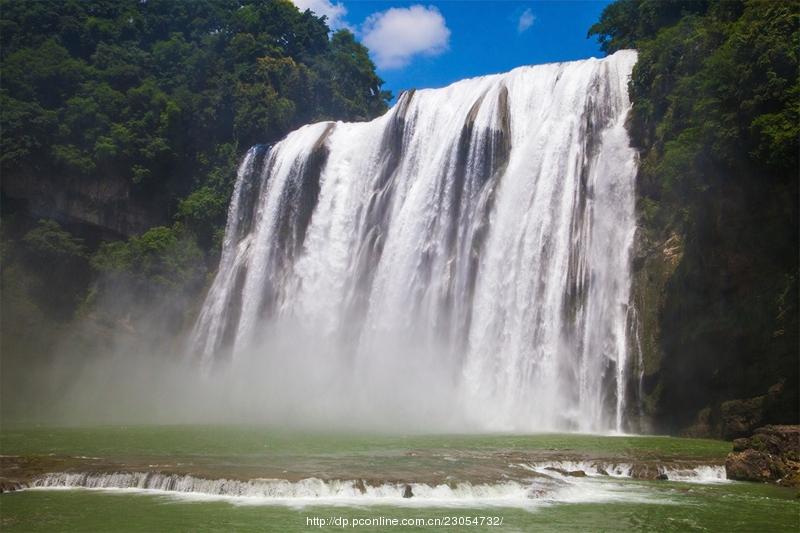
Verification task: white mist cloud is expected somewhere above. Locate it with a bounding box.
[517,8,535,34]
[361,5,451,70]
[291,0,349,30]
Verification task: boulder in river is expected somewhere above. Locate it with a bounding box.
[353,479,366,494]
[725,425,799,486]
[544,467,587,477]
[629,464,661,480]
[0,479,24,493]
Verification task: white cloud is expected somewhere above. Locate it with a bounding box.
[361,5,451,70]
[291,0,349,30]
[517,8,535,34]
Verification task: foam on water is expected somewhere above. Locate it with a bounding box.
[30,471,672,508]
[660,466,729,484]
[521,462,728,483]
[521,461,633,478]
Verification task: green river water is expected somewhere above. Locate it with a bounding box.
[0,426,797,532]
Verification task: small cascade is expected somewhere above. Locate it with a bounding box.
[31,472,547,504]
[521,462,728,483]
[29,464,728,507]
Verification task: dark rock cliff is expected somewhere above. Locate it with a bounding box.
[2,170,167,239]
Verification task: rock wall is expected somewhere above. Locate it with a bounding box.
[1,170,167,239]
[628,223,683,430]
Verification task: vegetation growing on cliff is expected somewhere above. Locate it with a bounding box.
[590,0,799,434]
[0,0,390,362]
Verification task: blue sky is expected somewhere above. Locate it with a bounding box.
[292,1,613,97]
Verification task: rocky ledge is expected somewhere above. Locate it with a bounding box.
[725,425,799,486]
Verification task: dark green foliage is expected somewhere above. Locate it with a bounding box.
[19,219,90,319]
[0,0,390,343]
[1,218,90,327]
[592,0,799,432]
[91,224,205,294]
[588,0,711,54]
[0,0,389,236]
[19,220,88,318]
[176,186,227,249]
[88,225,206,331]
[22,219,87,261]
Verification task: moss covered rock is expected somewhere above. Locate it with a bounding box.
[725,425,800,486]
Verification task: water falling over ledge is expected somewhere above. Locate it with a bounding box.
[189,50,639,433]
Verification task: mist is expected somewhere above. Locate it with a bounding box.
[2,286,472,432]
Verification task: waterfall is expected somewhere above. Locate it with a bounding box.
[190,50,639,433]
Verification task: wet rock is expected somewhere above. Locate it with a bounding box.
[750,425,800,460]
[544,467,586,477]
[402,484,413,498]
[0,479,24,493]
[596,466,609,476]
[629,464,661,480]
[655,473,669,481]
[725,449,786,483]
[528,488,547,499]
[680,382,795,440]
[725,425,800,486]
[353,479,366,494]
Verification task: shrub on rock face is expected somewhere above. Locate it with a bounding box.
[88,224,206,332]
[91,225,205,292]
[721,396,765,440]
[19,219,89,319]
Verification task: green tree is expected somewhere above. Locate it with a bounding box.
[0,0,392,360]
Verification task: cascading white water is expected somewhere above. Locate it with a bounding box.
[29,470,679,507]
[29,464,727,505]
[30,473,548,504]
[190,50,639,432]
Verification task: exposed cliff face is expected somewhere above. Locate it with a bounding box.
[629,185,799,438]
[627,225,683,433]
[2,170,167,239]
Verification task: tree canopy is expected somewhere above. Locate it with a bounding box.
[1,0,390,222]
[0,0,391,346]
